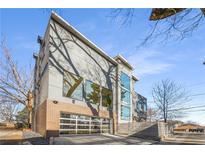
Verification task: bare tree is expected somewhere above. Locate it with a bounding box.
[0,97,20,122]
[0,39,33,128]
[111,8,205,46]
[146,107,158,122]
[152,79,190,123]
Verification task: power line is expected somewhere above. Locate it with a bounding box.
[184,109,205,113]
[168,105,205,111]
[190,93,205,97]
[184,82,205,88]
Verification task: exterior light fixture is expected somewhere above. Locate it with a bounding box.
[53,100,58,104]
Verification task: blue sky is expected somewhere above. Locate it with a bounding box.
[1,9,205,125]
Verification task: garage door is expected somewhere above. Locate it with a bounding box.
[59,113,111,135]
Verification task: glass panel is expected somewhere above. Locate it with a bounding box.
[60,113,77,119]
[77,130,90,134]
[77,121,89,125]
[77,125,89,129]
[60,119,76,124]
[85,80,100,104]
[102,129,109,133]
[102,118,110,124]
[121,105,130,120]
[91,129,100,133]
[102,87,112,107]
[137,103,142,112]
[59,130,76,134]
[60,125,75,129]
[102,125,110,129]
[144,104,147,112]
[121,88,130,104]
[63,71,83,100]
[120,72,130,90]
[78,115,90,120]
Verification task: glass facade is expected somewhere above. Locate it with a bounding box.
[63,72,113,107]
[63,71,83,100]
[136,94,147,113]
[120,72,131,120]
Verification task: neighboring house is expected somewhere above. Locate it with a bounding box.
[174,124,205,133]
[33,12,147,137]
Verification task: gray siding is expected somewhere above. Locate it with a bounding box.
[47,19,117,111]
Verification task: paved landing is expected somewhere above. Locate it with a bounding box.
[52,134,158,145]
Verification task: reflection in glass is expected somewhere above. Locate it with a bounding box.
[120,72,131,120]
[63,71,83,100]
[60,125,75,129]
[120,72,130,90]
[85,80,100,104]
[121,88,130,104]
[102,87,112,107]
[121,105,130,120]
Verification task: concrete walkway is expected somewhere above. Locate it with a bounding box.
[164,136,205,145]
[52,134,159,145]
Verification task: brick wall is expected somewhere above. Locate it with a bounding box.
[36,101,47,136]
[35,99,117,137]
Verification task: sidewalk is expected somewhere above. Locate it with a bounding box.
[163,136,205,145]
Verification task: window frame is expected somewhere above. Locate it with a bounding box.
[62,71,84,101]
[120,71,131,120]
[120,105,131,120]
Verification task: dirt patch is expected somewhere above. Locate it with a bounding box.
[0,129,23,140]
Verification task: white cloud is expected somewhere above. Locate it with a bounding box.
[127,49,173,77]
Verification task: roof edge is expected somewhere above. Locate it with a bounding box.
[114,54,133,70]
[50,12,118,66]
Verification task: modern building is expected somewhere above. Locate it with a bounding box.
[33,12,147,137]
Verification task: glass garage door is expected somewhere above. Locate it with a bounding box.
[59,113,111,135]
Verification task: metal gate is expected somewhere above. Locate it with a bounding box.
[59,112,111,135]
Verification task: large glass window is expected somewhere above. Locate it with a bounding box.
[121,105,130,120]
[143,103,147,112]
[120,72,131,120]
[121,88,130,104]
[85,80,100,104]
[63,71,83,100]
[102,87,112,108]
[136,94,147,113]
[120,72,130,90]
[137,102,143,112]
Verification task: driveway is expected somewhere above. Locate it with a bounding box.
[51,134,159,145]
